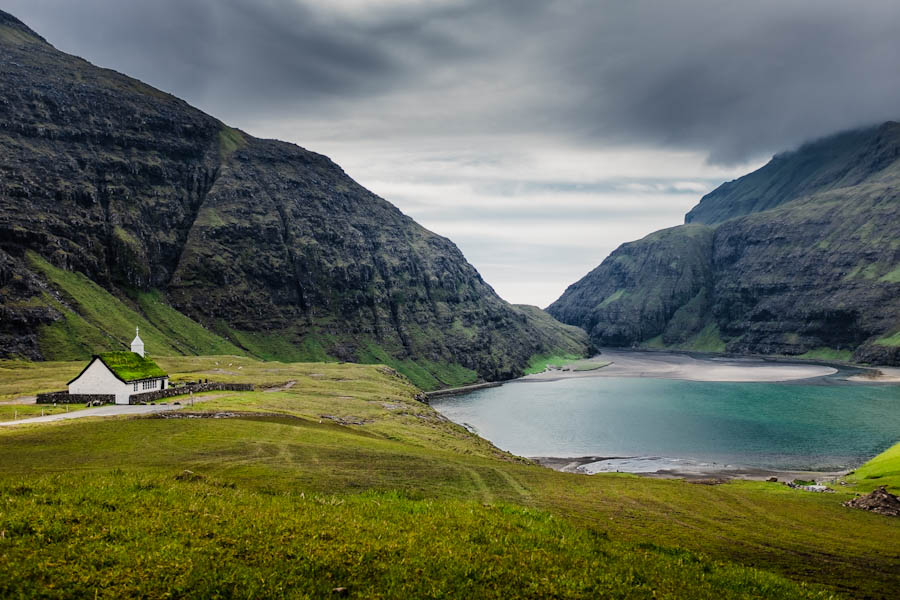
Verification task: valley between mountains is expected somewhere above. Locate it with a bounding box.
[0,9,587,390]
[548,123,900,366]
[0,8,899,600]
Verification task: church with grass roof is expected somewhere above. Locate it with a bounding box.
[67,328,169,405]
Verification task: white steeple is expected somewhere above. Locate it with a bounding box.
[131,326,145,357]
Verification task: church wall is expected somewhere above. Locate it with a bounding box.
[68,359,131,404]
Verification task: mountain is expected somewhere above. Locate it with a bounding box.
[0,10,588,388]
[548,123,900,365]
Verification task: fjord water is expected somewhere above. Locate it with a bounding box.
[431,377,900,472]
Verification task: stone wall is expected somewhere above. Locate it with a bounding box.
[37,382,254,405]
[37,392,114,404]
[128,382,254,404]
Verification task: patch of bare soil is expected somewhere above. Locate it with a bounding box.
[0,396,36,405]
[319,414,372,426]
[843,486,900,516]
[263,380,296,393]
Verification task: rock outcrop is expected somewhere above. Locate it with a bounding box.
[549,123,900,364]
[0,10,588,387]
[843,486,900,517]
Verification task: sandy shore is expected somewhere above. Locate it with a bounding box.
[523,349,838,383]
[531,455,849,483]
[846,366,900,383]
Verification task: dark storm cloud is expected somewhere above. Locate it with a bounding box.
[5,0,898,162]
[1,0,483,115]
[552,0,900,163]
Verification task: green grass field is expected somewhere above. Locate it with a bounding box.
[0,357,897,598]
[0,403,90,422]
[847,441,900,493]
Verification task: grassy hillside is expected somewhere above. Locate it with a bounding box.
[0,358,897,598]
[24,252,586,391]
[848,441,900,493]
[28,252,246,359]
[25,252,478,390]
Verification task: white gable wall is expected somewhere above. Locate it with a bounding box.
[68,359,131,404]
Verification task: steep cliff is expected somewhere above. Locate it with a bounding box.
[549,124,900,365]
[0,11,588,388]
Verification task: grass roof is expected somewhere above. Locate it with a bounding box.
[98,351,167,382]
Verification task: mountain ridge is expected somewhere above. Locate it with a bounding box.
[686,121,900,224]
[0,10,588,388]
[549,123,900,365]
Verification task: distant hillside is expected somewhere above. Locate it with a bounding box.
[0,10,588,388]
[549,123,900,365]
[686,122,900,224]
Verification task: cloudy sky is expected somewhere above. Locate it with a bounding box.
[5,0,900,305]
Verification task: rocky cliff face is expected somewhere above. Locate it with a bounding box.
[546,225,715,347]
[0,11,588,388]
[549,124,900,365]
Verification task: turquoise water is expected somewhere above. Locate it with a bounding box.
[431,377,900,472]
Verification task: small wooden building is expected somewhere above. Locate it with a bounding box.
[67,329,169,405]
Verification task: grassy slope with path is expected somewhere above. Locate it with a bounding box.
[0,357,897,598]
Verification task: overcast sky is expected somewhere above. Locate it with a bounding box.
[5,0,900,306]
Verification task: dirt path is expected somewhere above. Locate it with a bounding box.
[264,380,296,393]
[0,403,182,427]
[176,393,230,405]
[0,396,36,405]
[0,392,234,427]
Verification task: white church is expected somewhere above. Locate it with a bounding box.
[67,328,169,405]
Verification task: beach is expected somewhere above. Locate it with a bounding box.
[523,349,839,383]
[846,366,900,383]
[531,455,850,483]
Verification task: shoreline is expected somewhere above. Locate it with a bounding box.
[519,349,869,384]
[846,366,900,383]
[432,349,898,481]
[530,455,851,483]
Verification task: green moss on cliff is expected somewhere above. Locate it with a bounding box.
[680,323,726,352]
[879,265,900,283]
[37,294,117,360]
[218,126,246,159]
[29,252,174,355]
[357,342,477,390]
[639,323,725,353]
[874,331,900,347]
[797,347,854,361]
[524,353,583,375]
[28,252,244,359]
[0,22,41,46]
[136,291,245,356]
[641,335,666,349]
[219,326,322,363]
[598,289,626,308]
